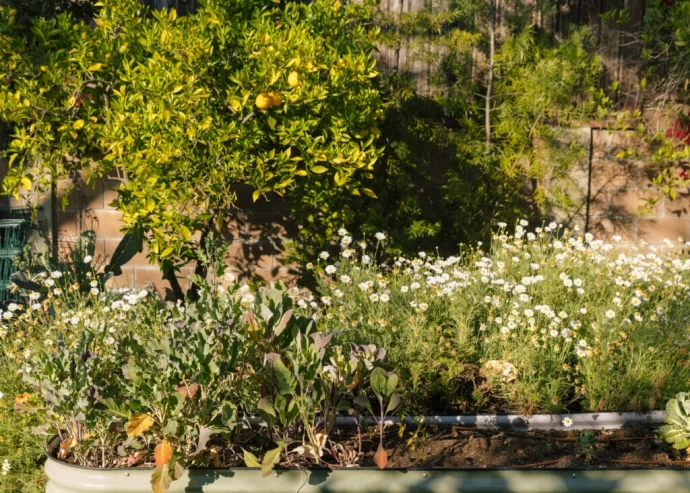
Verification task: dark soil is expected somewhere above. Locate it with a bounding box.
[351,424,686,469]
[52,424,689,470]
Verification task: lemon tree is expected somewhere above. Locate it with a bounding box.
[0,0,384,296]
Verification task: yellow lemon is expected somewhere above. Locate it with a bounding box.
[255,93,272,110]
[288,71,299,88]
[268,91,282,107]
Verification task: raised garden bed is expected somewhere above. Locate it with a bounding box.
[45,412,690,493]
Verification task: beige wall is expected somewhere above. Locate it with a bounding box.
[586,129,690,244]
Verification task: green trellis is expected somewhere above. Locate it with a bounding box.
[0,216,31,302]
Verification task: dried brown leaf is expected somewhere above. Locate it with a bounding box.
[373,443,388,470]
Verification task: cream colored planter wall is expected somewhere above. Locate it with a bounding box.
[45,456,690,493]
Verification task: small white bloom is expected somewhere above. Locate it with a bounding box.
[319,251,330,260]
[375,232,386,241]
[605,310,616,319]
[338,228,349,236]
[325,265,337,275]
[83,255,93,263]
[562,417,573,428]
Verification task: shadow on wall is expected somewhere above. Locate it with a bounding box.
[0,159,301,294]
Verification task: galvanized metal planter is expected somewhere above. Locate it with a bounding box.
[45,412,689,493]
[44,457,690,493]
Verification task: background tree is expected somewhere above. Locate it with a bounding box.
[323,0,603,256]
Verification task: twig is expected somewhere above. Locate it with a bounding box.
[604,459,690,466]
[513,455,571,468]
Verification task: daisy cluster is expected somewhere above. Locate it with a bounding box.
[305,222,690,412]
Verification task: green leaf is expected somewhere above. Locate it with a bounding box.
[354,393,374,415]
[274,309,292,336]
[370,367,387,399]
[257,397,276,426]
[243,449,261,467]
[88,63,103,72]
[361,188,378,198]
[179,225,192,241]
[151,465,171,493]
[311,166,328,174]
[386,373,399,396]
[386,393,401,414]
[261,446,282,477]
[273,359,295,394]
[168,456,184,481]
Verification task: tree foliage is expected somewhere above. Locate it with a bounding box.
[334,0,603,255]
[0,0,384,294]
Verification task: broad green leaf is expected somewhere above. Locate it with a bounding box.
[311,166,328,174]
[386,393,401,414]
[370,367,387,399]
[88,63,102,72]
[151,465,171,493]
[273,359,295,394]
[257,397,276,425]
[386,373,399,396]
[261,446,282,477]
[354,393,373,415]
[179,225,192,241]
[243,449,261,467]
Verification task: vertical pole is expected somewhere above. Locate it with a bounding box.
[485,0,495,151]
